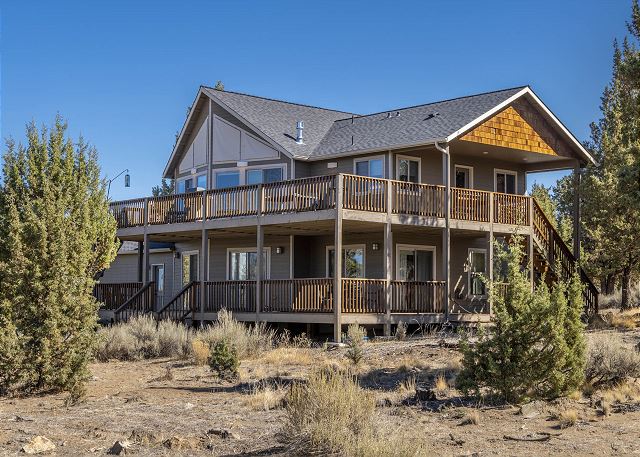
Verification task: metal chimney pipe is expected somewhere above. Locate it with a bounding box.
[296,121,304,144]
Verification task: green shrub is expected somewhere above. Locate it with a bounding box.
[345,324,366,365]
[457,237,586,402]
[199,309,274,359]
[208,340,239,380]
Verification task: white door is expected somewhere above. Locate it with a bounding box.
[152,264,165,307]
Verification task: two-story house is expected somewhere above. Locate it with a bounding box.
[95,85,598,341]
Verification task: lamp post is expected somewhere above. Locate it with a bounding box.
[106,169,130,199]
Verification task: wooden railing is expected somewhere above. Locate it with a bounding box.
[392,181,446,217]
[148,192,204,225]
[263,176,335,214]
[390,281,446,313]
[342,175,387,212]
[450,188,491,222]
[204,280,256,313]
[261,278,333,312]
[156,281,199,321]
[109,198,145,228]
[114,282,155,322]
[531,199,599,313]
[94,282,143,310]
[342,278,386,313]
[207,185,259,218]
[494,193,529,226]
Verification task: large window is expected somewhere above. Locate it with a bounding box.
[216,171,240,189]
[326,245,365,278]
[246,167,283,185]
[227,248,270,280]
[495,169,517,194]
[397,156,420,183]
[182,251,199,286]
[454,165,473,189]
[468,248,487,296]
[396,245,435,281]
[177,174,207,194]
[354,156,384,178]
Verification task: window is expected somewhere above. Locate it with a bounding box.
[246,167,283,185]
[182,251,199,286]
[196,174,207,189]
[454,165,473,189]
[468,248,487,296]
[397,156,420,183]
[495,169,517,194]
[177,178,191,194]
[354,157,384,178]
[326,245,365,278]
[177,174,206,193]
[216,171,240,189]
[396,245,436,281]
[227,248,270,280]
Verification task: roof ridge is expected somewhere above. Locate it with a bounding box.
[202,86,356,115]
[332,85,529,122]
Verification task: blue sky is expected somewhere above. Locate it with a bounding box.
[0,0,631,200]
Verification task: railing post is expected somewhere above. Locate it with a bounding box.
[143,197,149,227]
[488,196,494,315]
[439,144,451,321]
[256,185,264,322]
[384,181,393,336]
[334,174,344,342]
[201,189,207,220]
[200,228,209,327]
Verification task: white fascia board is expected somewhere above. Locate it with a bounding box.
[445,87,596,165]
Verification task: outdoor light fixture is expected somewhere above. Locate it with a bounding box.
[106,168,130,199]
[372,243,380,251]
[276,247,284,254]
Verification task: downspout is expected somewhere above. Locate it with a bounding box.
[434,142,451,322]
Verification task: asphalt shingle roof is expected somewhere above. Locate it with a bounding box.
[202,86,526,160]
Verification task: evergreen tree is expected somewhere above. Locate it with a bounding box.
[214,80,224,91]
[152,178,175,196]
[0,117,118,397]
[457,238,585,402]
[531,183,573,245]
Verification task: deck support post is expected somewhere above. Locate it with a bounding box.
[572,162,581,261]
[529,235,535,291]
[334,175,344,343]
[487,196,494,315]
[142,233,150,284]
[436,143,451,322]
[137,241,144,283]
[256,185,264,322]
[384,221,392,336]
[200,228,209,327]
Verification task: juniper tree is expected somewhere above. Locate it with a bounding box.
[457,238,585,403]
[0,116,118,396]
[152,178,175,196]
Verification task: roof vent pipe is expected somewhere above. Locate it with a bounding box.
[296,121,304,144]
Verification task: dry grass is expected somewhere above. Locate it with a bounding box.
[459,409,480,426]
[555,409,578,429]
[434,373,448,393]
[609,314,637,330]
[261,347,315,366]
[191,339,209,366]
[585,333,640,387]
[244,384,286,411]
[600,381,640,404]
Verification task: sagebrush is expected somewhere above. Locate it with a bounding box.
[585,333,640,387]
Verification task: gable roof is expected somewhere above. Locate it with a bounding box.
[166,85,595,175]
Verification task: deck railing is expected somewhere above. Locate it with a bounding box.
[494,193,530,226]
[113,282,156,322]
[261,278,334,312]
[207,185,259,218]
[263,176,335,214]
[392,181,446,217]
[93,282,143,310]
[148,192,204,225]
[342,278,386,313]
[204,280,256,313]
[109,198,145,227]
[156,281,199,321]
[450,188,491,222]
[390,280,446,313]
[342,175,387,213]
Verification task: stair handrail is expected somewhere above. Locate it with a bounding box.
[156,280,200,321]
[531,198,599,312]
[113,281,156,321]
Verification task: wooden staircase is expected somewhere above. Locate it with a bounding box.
[531,200,598,314]
[156,281,200,322]
[112,281,156,323]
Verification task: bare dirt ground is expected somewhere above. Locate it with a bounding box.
[2,330,640,456]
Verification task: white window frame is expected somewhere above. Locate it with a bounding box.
[467,248,487,297]
[454,165,474,189]
[395,244,437,281]
[395,155,422,182]
[353,155,386,178]
[182,250,199,285]
[494,168,518,194]
[325,244,366,278]
[177,172,207,194]
[225,247,271,280]
[151,263,165,292]
[214,163,287,189]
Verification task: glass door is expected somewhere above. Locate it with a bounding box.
[397,247,434,281]
[182,251,199,286]
[152,264,165,307]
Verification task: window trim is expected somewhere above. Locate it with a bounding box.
[494,168,518,194]
[467,248,487,297]
[214,163,287,188]
[353,155,386,178]
[325,244,367,278]
[395,244,437,281]
[225,247,271,280]
[395,155,422,182]
[454,165,474,189]
[177,172,207,194]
